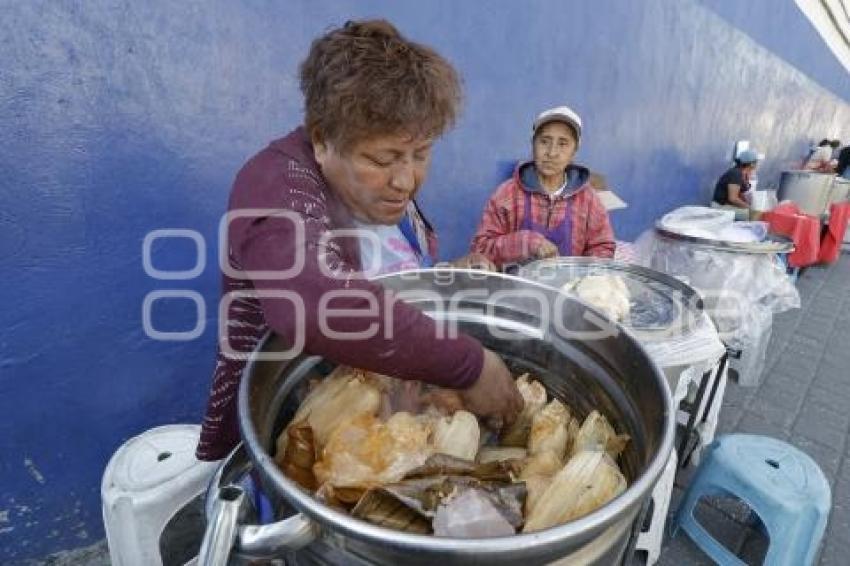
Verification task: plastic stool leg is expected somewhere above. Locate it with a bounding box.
[678,509,747,566]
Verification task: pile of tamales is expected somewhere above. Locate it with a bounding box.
[275,366,630,537]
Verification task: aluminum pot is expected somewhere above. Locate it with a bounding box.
[829,177,850,206]
[777,170,834,216]
[205,269,674,565]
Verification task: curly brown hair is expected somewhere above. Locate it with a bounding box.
[299,19,462,152]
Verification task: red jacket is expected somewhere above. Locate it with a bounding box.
[471,161,615,268]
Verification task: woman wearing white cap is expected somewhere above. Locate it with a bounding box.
[470,105,615,270]
[711,149,759,220]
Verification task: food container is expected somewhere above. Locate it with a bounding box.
[829,177,850,206]
[777,170,835,217]
[203,270,675,565]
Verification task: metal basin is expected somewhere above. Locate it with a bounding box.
[208,269,674,565]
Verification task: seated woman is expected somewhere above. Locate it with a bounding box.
[711,149,759,221]
[470,106,615,270]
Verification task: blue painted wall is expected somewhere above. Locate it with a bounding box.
[1,0,848,560]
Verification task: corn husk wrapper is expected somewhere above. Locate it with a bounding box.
[528,399,571,459]
[313,412,433,489]
[523,475,551,518]
[477,446,528,465]
[523,451,627,533]
[281,366,382,451]
[501,374,548,447]
[520,450,563,515]
[573,410,630,459]
[406,453,521,483]
[275,422,318,491]
[520,450,562,479]
[433,410,480,461]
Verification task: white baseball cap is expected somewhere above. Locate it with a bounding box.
[532,105,583,142]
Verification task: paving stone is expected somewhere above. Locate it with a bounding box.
[784,339,828,360]
[824,331,850,351]
[793,407,848,454]
[799,400,850,433]
[814,360,850,382]
[719,380,756,409]
[829,484,850,538]
[749,378,807,411]
[736,411,791,439]
[795,320,833,341]
[787,331,829,349]
[835,456,850,485]
[748,395,798,429]
[829,320,850,336]
[771,352,823,380]
[818,537,850,566]
[806,385,850,416]
[760,369,806,392]
[714,404,743,436]
[812,366,850,397]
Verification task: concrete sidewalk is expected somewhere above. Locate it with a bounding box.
[658,251,850,565]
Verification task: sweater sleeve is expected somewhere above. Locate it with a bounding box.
[470,183,547,268]
[232,172,483,389]
[582,190,616,258]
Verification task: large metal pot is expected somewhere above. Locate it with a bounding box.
[829,177,850,206]
[205,270,674,565]
[777,170,835,216]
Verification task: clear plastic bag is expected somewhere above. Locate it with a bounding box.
[638,229,800,385]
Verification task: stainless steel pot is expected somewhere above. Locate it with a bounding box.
[777,170,835,216]
[829,177,850,206]
[205,269,674,565]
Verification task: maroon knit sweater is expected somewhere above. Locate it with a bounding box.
[196,128,484,461]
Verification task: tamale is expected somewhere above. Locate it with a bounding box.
[528,399,571,459]
[523,451,627,533]
[501,374,548,447]
[573,410,630,459]
[433,410,480,461]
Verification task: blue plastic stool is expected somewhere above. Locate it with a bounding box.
[672,434,831,566]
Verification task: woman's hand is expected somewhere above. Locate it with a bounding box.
[534,238,559,259]
[459,348,524,428]
[449,253,497,271]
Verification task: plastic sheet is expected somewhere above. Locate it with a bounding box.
[635,229,800,386]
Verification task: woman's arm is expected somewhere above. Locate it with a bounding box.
[582,190,615,258]
[727,184,750,208]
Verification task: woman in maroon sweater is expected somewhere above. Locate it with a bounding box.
[197,20,522,461]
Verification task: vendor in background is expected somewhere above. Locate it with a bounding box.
[803,139,837,173]
[711,148,759,221]
[470,106,615,271]
[196,19,521,462]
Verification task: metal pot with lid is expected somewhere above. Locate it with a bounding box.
[202,269,674,565]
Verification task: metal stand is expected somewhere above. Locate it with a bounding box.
[677,351,730,468]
